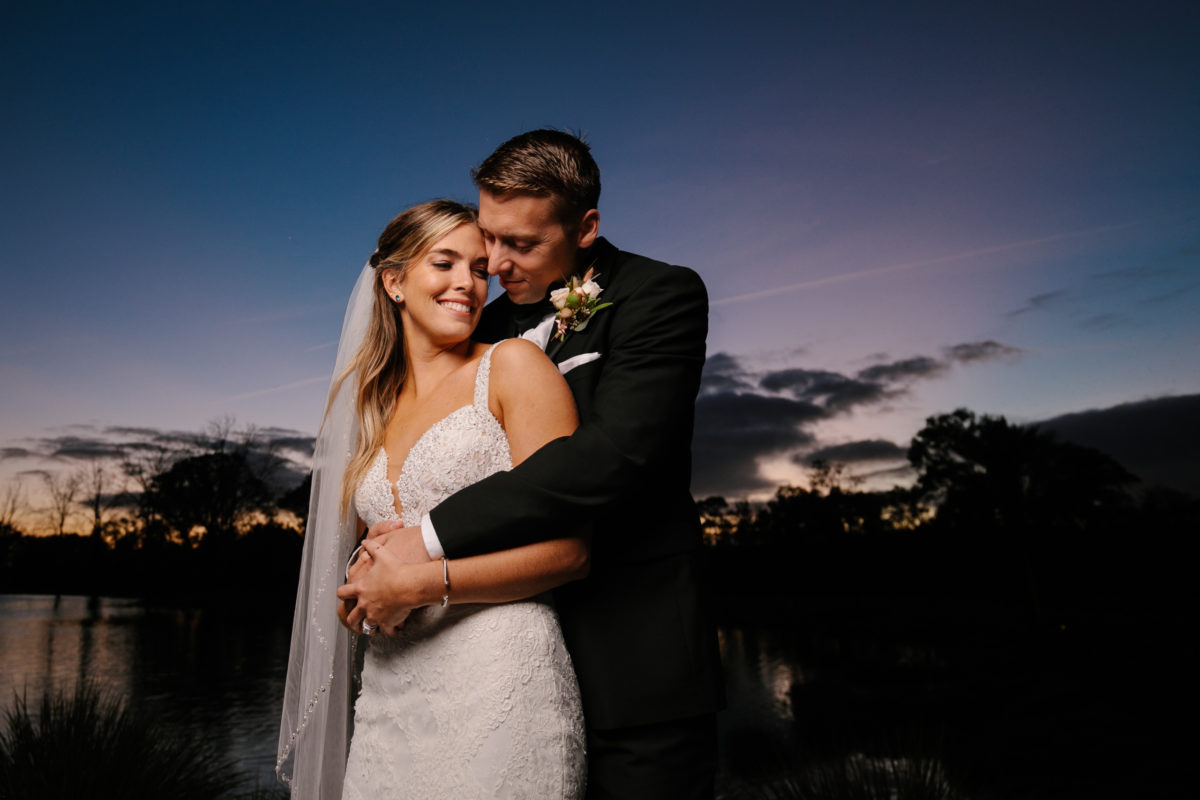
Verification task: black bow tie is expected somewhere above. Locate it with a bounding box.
[510,297,555,336]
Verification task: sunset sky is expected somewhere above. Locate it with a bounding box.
[3,2,1198,519]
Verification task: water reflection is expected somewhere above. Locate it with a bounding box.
[3,593,1165,797]
[4,594,971,796]
[0,594,291,790]
[0,594,140,702]
[718,625,808,732]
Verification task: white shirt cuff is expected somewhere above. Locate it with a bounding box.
[420,513,445,559]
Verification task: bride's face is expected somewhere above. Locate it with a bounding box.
[386,224,489,350]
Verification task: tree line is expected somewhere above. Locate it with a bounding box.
[699,409,1195,622]
[0,421,308,602]
[1,410,1195,609]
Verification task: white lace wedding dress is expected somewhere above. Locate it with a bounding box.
[343,344,586,800]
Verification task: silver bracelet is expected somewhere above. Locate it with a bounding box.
[440,556,451,607]
[345,542,365,582]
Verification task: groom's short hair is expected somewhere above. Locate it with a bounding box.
[472,129,601,223]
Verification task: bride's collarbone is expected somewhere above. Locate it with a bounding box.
[383,356,481,467]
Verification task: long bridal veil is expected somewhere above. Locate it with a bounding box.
[277,263,374,798]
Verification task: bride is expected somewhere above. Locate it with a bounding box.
[277,200,587,799]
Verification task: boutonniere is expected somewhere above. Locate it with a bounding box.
[549,265,612,341]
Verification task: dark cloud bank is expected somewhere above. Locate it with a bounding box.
[1037,394,1200,496]
[691,340,1022,497]
[691,340,1198,500]
[3,424,315,492]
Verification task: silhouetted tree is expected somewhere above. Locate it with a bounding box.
[42,471,81,536]
[0,480,25,534]
[81,459,124,541]
[145,451,270,545]
[277,472,312,529]
[908,409,1136,534]
[807,459,863,495]
[697,496,756,545]
[908,409,1139,619]
[122,443,179,546]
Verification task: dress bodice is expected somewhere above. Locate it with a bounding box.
[354,344,512,528]
[340,340,585,799]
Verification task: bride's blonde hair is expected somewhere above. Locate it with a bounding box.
[328,199,480,512]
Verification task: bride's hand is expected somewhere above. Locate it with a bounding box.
[336,594,363,634]
[338,539,436,635]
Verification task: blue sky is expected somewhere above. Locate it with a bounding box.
[2,1,1198,514]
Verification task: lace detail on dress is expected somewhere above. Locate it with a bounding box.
[344,343,585,799]
[353,443,396,526]
[354,344,510,529]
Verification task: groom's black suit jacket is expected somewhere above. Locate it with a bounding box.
[430,237,724,731]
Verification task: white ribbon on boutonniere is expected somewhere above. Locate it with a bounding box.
[548,265,612,342]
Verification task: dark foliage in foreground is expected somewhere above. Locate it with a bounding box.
[722,751,964,800]
[0,682,249,800]
[701,409,1196,617]
[702,410,1193,798]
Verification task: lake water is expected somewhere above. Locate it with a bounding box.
[3,592,1163,797]
[0,593,799,795]
[0,594,292,792]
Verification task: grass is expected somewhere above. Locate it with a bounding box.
[723,751,967,800]
[0,682,267,800]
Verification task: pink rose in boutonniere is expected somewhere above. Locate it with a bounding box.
[549,266,612,341]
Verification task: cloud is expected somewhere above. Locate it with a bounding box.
[1092,240,1197,283]
[801,439,908,465]
[1005,289,1069,318]
[1142,279,1200,307]
[44,436,129,460]
[268,435,317,456]
[689,341,1021,496]
[855,463,918,482]
[760,368,890,411]
[104,425,164,438]
[699,351,757,396]
[691,391,823,497]
[7,422,316,502]
[1080,313,1125,330]
[1037,393,1200,496]
[857,356,947,383]
[943,340,1024,364]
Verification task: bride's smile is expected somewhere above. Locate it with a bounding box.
[384,223,489,351]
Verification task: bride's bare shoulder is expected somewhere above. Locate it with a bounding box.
[489,337,557,376]
[487,338,571,412]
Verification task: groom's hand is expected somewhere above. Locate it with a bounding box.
[337,539,424,634]
[337,522,431,634]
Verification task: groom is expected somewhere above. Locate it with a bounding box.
[352,130,723,798]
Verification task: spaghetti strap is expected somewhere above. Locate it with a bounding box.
[472,342,500,410]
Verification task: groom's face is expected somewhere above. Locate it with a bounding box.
[478,190,592,305]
